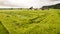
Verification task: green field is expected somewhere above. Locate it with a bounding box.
[0,9,60,34]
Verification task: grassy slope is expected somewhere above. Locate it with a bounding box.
[0,9,60,34]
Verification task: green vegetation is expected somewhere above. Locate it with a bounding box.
[0,9,60,34]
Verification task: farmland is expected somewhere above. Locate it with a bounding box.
[0,9,60,34]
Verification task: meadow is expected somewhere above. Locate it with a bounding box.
[0,9,60,34]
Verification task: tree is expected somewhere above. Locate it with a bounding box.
[29,6,33,10]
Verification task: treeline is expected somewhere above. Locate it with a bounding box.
[0,8,23,10]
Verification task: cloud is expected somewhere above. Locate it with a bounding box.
[0,0,60,8]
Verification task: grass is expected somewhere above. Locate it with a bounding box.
[0,9,60,34]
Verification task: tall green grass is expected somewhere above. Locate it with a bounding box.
[0,9,60,34]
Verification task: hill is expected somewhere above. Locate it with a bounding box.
[41,3,60,9]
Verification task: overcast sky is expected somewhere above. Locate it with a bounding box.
[0,0,60,8]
